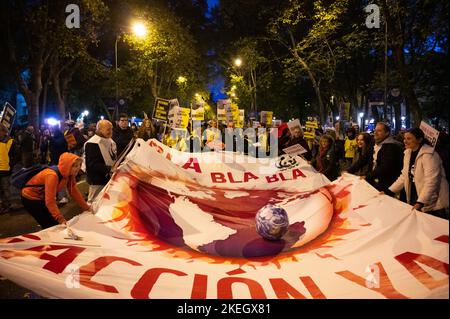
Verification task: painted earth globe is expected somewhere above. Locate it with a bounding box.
[255,204,289,240]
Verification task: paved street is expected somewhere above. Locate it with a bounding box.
[0,180,89,298]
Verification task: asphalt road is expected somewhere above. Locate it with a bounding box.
[0,180,89,299]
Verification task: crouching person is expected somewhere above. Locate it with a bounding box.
[21,152,90,229]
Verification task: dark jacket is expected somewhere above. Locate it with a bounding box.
[347,146,374,176]
[311,145,339,181]
[113,126,134,156]
[84,139,115,186]
[49,130,68,165]
[366,137,404,192]
[279,134,313,161]
[21,131,35,153]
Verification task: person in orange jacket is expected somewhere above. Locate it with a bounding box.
[21,152,90,229]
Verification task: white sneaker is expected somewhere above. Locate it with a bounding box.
[58,197,69,204]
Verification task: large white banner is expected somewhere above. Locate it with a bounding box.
[0,139,448,299]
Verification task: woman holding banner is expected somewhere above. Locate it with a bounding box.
[387,128,449,219]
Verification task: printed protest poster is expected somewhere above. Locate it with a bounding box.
[192,100,205,121]
[225,103,239,124]
[234,109,245,128]
[420,121,440,149]
[287,119,302,135]
[0,102,16,133]
[168,99,181,128]
[152,98,170,121]
[217,99,229,122]
[283,144,308,156]
[304,117,318,140]
[168,99,190,129]
[260,111,273,126]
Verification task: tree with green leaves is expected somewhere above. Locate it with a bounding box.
[0,0,108,128]
[268,0,349,123]
[118,3,206,113]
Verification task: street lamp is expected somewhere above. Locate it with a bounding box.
[115,21,148,118]
[132,22,148,38]
[234,58,242,67]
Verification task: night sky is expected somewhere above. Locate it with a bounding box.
[207,0,219,9]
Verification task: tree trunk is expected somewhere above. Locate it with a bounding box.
[53,71,65,120]
[293,52,325,123]
[392,46,422,127]
[41,78,49,119]
[393,102,402,134]
[382,0,422,127]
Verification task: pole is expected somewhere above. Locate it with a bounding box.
[115,36,119,121]
[384,1,388,122]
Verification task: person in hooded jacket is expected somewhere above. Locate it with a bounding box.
[21,152,90,229]
[366,122,404,192]
[387,128,449,219]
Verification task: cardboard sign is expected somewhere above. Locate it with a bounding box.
[0,102,16,133]
[260,111,273,126]
[168,99,190,129]
[305,120,319,129]
[283,144,308,156]
[288,119,302,135]
[217,99,230,122]
[236,109,245,128]
[152,98,170,121]
[419,121,440,149]
[192,101,205,121]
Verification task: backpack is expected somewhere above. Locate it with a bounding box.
[11,165,62,189]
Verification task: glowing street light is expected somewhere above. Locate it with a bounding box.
[82,110,89,117]
[234,58,242,67]
[132,22,148,38]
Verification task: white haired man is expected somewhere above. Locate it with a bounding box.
[83,120,117,205]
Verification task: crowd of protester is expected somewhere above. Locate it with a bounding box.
[0,112,448,227]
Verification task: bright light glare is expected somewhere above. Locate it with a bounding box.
[46,118,59,126]
[132,22,147,38]
[234,58,242,67]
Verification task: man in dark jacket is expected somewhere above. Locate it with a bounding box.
[84,120,117,204]
[278,127,312,161]
[21,125,35,168]
[366,122,404,192]
[113,113,134,156]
